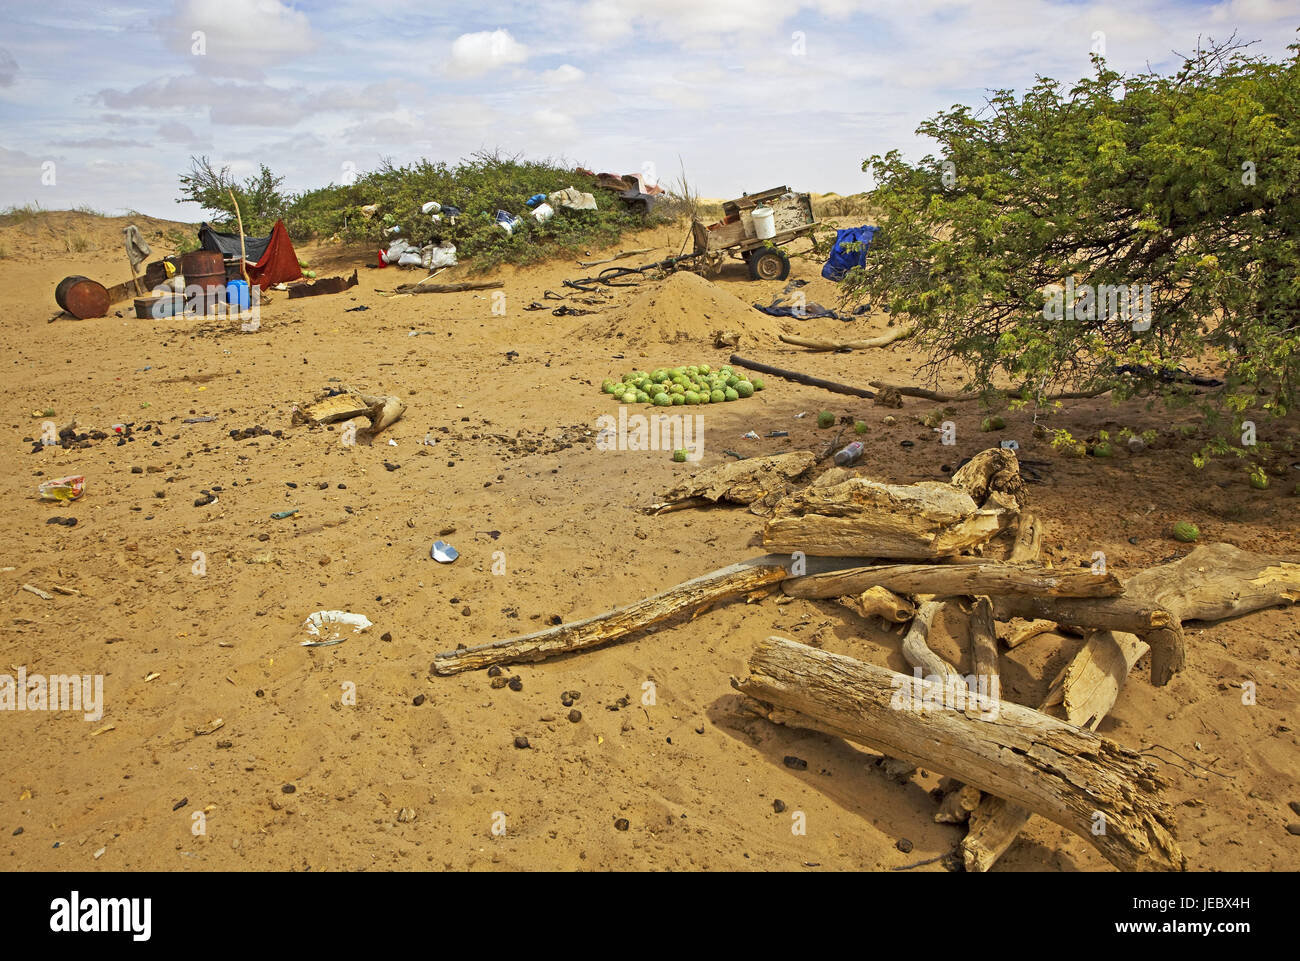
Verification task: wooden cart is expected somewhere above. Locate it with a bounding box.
[691,186,817,281]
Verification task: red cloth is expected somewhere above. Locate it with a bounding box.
[244,220,303,288]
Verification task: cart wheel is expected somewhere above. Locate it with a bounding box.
[748,248,790,281]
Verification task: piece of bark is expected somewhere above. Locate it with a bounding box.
[783,561,1123,600]
[293,392,372,426]
[728,354,876,399]
[962,630,1150,871]
[1002,618,1059,649]
[432,557,791,674]
[651,450,816,515]
[839,585,914,622]
[734,636,1186,872]
[778,328,912,352]
[764,477,1012,559]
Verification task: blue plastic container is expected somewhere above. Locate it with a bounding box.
[226,278,251,309]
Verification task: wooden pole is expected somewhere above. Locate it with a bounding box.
[227,188,251,287]
[728,354,876,399]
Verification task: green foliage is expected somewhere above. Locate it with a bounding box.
[177,156,288,235]
[179,150,662,272]
[844,36,1300,463]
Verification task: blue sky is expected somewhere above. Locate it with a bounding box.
[0,0,1295,219]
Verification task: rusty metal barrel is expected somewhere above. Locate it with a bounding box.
[181,250,227,314]
[54,275,110,319]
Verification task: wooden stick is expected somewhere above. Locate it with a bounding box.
[962,630,1149,871]
[900,599,961,681]
[432,557,791,674]
[868,381,1115,403]
[577,247,655,267]
[396,280,504,294]
[779,328,912,352]
[783,562,1123,600]
[728,354,875,399]
[227,188,251,287]
[735,636,1186,872]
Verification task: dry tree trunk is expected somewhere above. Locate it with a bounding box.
[764,479,1013,559]
[962,630,1150,871]
[778,328,912,352]
[734,636,1186,872]
[783,561,1122,600]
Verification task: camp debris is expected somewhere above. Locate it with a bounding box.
[287,269,360,299]
[291,387,405,439]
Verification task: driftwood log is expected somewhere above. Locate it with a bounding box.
[764,478,1013,559]
[962,630,1149,871]
[994,544,1300,685]
[778,328,912,352]
[783,561,1122,600]
[734,636,1186,872]
[432,557,791,674]
[649,450,816,515]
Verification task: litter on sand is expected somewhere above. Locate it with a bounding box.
[301,610,373,647]
[430,540,459,563]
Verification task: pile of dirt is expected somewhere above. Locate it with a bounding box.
[578,270,784,346]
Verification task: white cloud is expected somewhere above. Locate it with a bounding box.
[165,0,317,77]
[449,29,528,74]
[542,64,584,84]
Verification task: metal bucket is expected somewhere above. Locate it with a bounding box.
[54,275,110,319]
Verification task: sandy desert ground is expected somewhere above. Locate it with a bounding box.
[1,210,1297,871]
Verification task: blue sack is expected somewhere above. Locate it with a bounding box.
[822,225,878,281]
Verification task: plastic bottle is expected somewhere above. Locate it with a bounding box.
[833,441,864,466]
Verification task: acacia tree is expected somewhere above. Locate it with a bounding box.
[844,35,1300,461]
[176,156,288,235]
